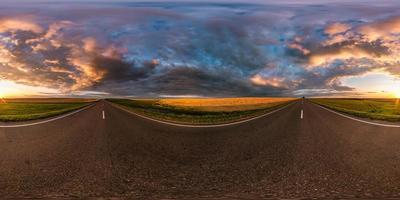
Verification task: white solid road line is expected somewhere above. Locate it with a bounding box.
[110,101,296,128]
[301,109,303,119]
[102,110,105,120]
[0,104,95,128]
[315,103,400,128]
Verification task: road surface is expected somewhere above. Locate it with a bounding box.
[1,100,400,199]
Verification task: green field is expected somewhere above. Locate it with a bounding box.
[108,98,294,125]
[0,99,94,122]
[310,98,400,122]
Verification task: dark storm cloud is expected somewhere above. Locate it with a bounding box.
[92,56,157,83]
[92,66,284,97]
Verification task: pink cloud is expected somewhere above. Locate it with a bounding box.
[0,18,43,33]
[250,74,287,88]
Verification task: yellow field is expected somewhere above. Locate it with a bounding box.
[158,97,296,111]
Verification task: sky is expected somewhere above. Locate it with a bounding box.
[0,0,400,98]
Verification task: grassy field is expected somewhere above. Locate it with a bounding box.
[0,98,95,122]
[108,98,295,125]
[310,98,400,122]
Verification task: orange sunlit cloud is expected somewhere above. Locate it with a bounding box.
[324,22,351,36]
[250,75,288,88]
[0,18,43,33]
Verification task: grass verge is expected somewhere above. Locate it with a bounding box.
[108,98,295,125]
[0,99,94,122]
[310,98,400,122]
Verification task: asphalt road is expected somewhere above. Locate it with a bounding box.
[1,100,400,199]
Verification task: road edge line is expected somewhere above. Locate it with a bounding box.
[312,102,400,128]
[0,103,96,128]
[108,101,296,128]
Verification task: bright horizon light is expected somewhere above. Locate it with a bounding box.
[0,79,399,98]
[394,90,400,98]
[0,80,58,98]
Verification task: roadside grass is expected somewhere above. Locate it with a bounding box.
[108,98,295,125]
[0,99,94,122]
[310,98,400,122]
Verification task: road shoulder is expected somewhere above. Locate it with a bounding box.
[0,103,97,128]
[310,101,400,128]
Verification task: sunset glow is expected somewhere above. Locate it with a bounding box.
[394,90,400,99]
[0,80,58,98]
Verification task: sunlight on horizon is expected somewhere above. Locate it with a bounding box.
[342,72,400,99]
[394,90,400,98]
[0,80,58,98]
[1,71,400,99]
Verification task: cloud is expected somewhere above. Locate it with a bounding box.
[357,16,400,41]
[0,17,144,92]
[250,74,287,88]
[307,42,390,67]
[0,1,400,97]
[0,18,43,33]
[287,43,311,56]
[284,14,400,95]
[324,22,351,35]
